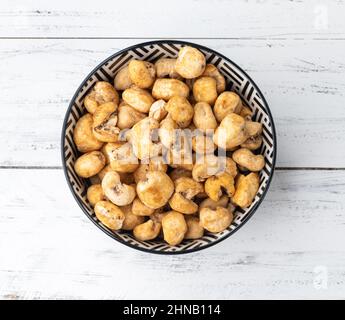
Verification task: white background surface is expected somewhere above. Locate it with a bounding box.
[0,0,345,299]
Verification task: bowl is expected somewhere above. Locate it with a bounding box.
[61,40,277,254]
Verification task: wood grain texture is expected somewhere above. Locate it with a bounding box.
[1,0,344,301]
[0,0,344,38]
[0,38,345,167]
[0,169,344,299]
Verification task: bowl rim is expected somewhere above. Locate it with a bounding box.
[61,39,277,255]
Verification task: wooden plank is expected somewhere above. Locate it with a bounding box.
[0,169,344,299]
[0,0,344,38]
[0,38,344,167]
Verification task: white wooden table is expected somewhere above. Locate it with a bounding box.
[1,0,345,300]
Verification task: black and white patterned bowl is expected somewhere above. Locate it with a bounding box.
[61,40,277,254]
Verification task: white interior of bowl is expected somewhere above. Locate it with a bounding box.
[62,41,276,253]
